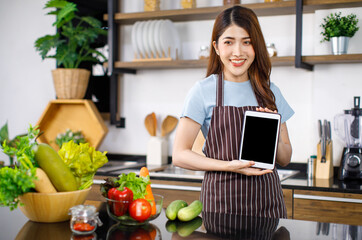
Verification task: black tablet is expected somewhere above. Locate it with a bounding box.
[239,110,281,169]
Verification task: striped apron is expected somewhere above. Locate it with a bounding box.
[200,74,286,218]
[202,211,279,239]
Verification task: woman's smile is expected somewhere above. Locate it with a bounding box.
[230,58,246,67]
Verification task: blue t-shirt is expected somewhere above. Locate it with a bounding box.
[181,74,294,138]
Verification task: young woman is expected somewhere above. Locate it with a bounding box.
[172,6,294,218]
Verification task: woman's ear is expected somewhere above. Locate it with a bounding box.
[212,41,219,55]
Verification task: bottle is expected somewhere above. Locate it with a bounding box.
[266,43,277,57]
[308,155,316,179]
[198,45,210,59]
[69,205,102,235]
[223,0,240,5]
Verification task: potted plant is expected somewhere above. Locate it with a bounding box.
[35,0,107,99]
[320,12,359,55]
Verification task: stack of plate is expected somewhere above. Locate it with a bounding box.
[131,19,181,60]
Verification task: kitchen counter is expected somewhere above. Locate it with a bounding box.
[96,157,362,195]
[1,200,361,240]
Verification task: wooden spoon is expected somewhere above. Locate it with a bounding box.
[145,112,157,136]
[161,115,178,137]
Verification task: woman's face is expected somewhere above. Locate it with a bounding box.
[213,24,255,82]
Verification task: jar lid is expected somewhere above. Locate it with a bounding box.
[69,204,98,218]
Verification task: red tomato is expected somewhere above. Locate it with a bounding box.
[130,228,152,240]
[129,199,152,222]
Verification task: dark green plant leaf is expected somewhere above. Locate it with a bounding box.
[0,122,9,144]
[35,0,108,68]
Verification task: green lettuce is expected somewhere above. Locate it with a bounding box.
[117,172,150,200]
[58,141,108,189]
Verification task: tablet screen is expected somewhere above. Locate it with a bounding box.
[240,113,280,166]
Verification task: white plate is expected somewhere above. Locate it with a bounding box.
[159,20,181,59]
[153,20,163,58]
[136,21,146,59]
[148,20,157,58]
[131,21,141,59]
[142,21,152,58]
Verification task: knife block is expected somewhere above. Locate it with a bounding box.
[315,141,334,179]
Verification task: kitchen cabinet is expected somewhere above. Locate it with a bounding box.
[282,188,293,219]
[293,189,362,225]
[105,0,362,126]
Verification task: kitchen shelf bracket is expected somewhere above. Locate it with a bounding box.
[295,0,314,71]
[107,0,135,128]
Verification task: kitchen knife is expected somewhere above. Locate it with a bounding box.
[321,120,326,163]
[328,121,332,143]
[318,120,322,140]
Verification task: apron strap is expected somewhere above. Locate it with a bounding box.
[217,73,223,107]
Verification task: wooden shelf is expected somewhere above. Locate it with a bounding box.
[303,54,362,64]
[105,54,362,71]
[304,0,362,13]
[36,100,108,151]
[104,2,296,24]
[105,0,362,24]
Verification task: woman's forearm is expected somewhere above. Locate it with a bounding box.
[276,123,292,167]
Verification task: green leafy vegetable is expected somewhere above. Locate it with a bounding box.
[55,129,86,148]
[116,172,150,200]
[0,125,40,210]
[0,122,27,166]
[0,167,36,210]
[58,140,108,189]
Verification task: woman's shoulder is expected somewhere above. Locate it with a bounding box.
[199,74,217,87]
[190,74,217,95]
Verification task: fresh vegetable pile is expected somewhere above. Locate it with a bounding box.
[100,167,158,223]
[0,124,108,210]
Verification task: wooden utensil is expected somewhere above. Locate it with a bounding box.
[161,115,178,137]
[145,112,157,136]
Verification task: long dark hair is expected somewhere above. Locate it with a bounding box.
[206,6,276,110]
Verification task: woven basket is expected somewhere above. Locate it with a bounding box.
[52,68,90,99]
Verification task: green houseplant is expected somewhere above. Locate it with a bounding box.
[35,0,107,99]
[320,12,359,55]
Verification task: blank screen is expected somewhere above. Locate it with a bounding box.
[240,116,279,164]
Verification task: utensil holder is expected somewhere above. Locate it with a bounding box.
[315,141,334,179]
[147,136,168,166]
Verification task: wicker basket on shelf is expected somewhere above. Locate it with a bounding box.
[52,68,90,99]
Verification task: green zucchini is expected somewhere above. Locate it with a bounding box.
[165,220,178,233]
[177,200,203,222]
[176,216,203,237]
[34,143,77,192]
[166,200,188,220]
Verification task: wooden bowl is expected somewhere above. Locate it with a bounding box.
[18,188,91,223]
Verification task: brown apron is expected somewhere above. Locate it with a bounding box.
[200,74,287,218]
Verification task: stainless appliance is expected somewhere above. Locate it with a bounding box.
[334,96,362,180]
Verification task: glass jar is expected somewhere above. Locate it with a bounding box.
[198,45,210,60]
[266,43,277,57]
[69,205,102,235]
[223,0,240,5]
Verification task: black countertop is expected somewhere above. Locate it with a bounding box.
[97,155,362,195]
[1,201,361,240]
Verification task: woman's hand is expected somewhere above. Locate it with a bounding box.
[226,160,273,176]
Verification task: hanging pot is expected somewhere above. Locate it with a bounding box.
[52,68,90,99]
[331,36,350,55]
